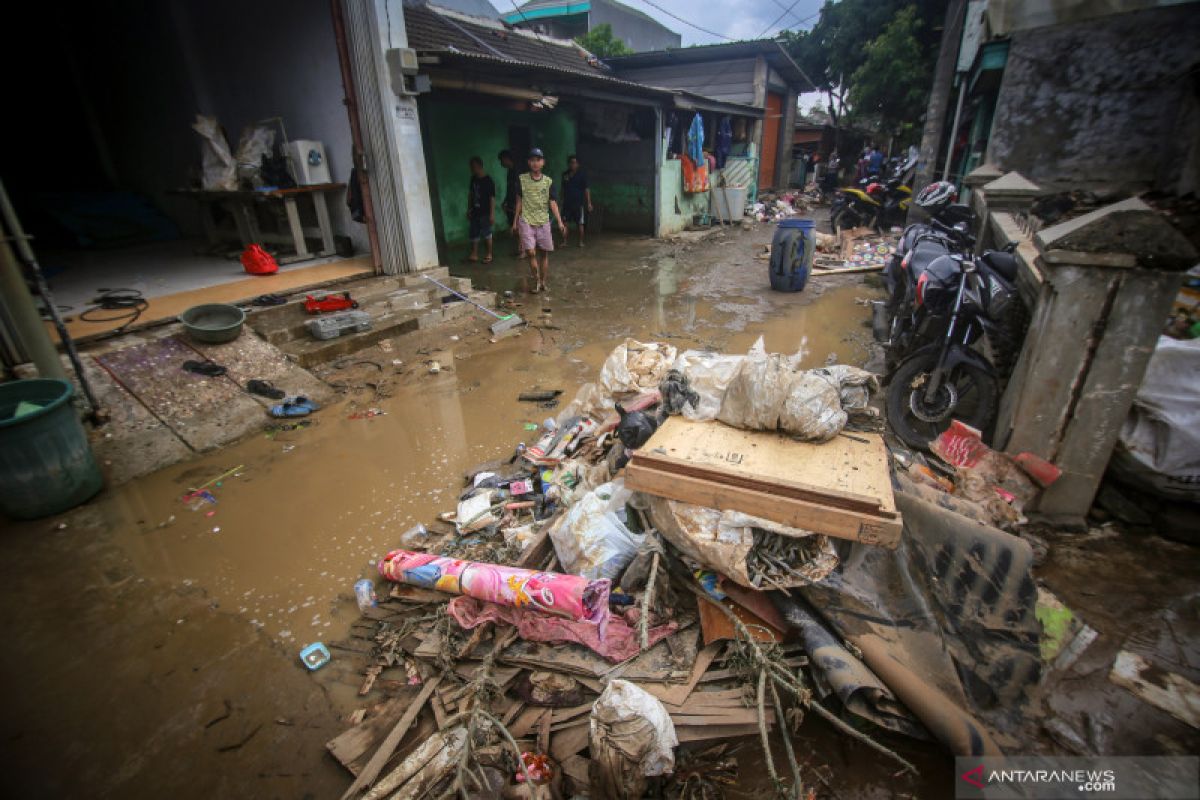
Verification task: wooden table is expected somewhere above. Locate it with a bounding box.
[174,183,345,264]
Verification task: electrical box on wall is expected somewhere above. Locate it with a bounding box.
[288,140,331,185]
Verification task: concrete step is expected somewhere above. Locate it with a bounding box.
[278,289,499,368]
[246,270,473,346]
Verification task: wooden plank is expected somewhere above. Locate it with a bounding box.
[559,754,591,788]
[510,706,549,738]
[549,721,591,762]
[669,708,767,726]
[338,674,443,800]
[550,704,594,725]
[1109,651,1200,729]
[627,465,902,548]
[636,418,896,514]
[698,596,786,646]
[811,264,885,275]
[632,451,888,515]
[636,642,723,706]
[675,723,764,743]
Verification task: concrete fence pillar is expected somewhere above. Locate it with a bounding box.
[994,198,1197,526]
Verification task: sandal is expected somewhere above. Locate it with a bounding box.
[252,294,288,307]
[182,360,227,377]
[269,396,319,418]
[246,379,285,400]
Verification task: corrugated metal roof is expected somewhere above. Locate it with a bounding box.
[405,1,605,76]
[606,39,811,90]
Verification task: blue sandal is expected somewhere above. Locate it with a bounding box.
[270,396,319,418]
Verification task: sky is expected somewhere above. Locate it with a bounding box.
[486,0,830,109]
[487,0,826,47]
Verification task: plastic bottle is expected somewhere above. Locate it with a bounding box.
[354,579,377,612]
[399,523,429,546]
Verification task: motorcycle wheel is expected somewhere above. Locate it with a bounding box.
[886,350,999,450]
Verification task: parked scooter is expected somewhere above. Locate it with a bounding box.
[830,154,917,233]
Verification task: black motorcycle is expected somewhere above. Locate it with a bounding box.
[884,246,1023,449]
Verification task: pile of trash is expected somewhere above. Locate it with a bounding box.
[322,339,1053,800]
[752,192,811,223]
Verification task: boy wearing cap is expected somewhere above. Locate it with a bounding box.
[511,148,566,293]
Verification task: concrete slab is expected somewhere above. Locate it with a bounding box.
[189,330,333,408]
[93,335,269,452]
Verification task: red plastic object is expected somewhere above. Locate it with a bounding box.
[1014,452,1062,488]
[930,419,989,468]
[304,292,358,314]
[241,244,279,275]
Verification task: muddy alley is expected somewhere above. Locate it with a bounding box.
[0,223,889,798]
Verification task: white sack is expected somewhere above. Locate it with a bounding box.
[548,479,643,582]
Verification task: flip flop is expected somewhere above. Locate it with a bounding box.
[252,294,288,306]
[246,379,285,400]
[182,360,227,377]
[270,396,319,418]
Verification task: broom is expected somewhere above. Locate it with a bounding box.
[421,275,525,335]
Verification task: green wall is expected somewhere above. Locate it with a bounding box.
[421,98,577,246]
[659,158,709,235]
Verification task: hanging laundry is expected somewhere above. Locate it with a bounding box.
[715,117,733,169]
[681,154,709,193]
[686,113,705,166]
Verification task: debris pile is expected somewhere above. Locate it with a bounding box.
[321,339,1053,799]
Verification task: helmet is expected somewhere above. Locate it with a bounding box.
[915,181,958,211]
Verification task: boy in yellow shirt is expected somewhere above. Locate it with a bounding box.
[511,148,566,293]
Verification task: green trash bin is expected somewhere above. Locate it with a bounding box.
[0,379,104,519]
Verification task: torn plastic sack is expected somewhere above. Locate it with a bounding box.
[599,339,678,395]
[670,350,743,421]
[191,114,236,191]
[449,596,676,663]
[814,364,880,417]
[1111,335,1200,502]
[590,679,678,799]
[457,490,499,533]
[548,479,644,582]
[717,338,851,440]
[378,550,609,625]
[647,496,839,589]
[234,123,276,187]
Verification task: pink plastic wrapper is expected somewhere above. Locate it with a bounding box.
[378,550,609,625]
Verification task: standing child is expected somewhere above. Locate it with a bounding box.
[466,156,495,263]
[560,154,592,247]
[511,148,566,294]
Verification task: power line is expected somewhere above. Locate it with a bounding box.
[631,0,737,42]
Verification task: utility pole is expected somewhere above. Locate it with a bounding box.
[913,0,967,197]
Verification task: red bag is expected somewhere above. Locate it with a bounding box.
[240,244,279,275]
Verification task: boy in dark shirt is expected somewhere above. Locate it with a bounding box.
[467,156,495,263]
[560,154,592,247]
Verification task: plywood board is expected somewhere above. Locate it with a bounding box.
[639,419,895,514]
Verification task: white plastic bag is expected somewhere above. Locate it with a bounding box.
[717,338,858,441]
[456,491,497,533]
[590,679,677,782]
[191,114,236,191]
[599,339,678,395]
[548,479,642,582]
[671,350,744,421]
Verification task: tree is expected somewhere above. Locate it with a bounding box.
[781,0,947,144]
[848,6,935,138]
[576,24,631,57]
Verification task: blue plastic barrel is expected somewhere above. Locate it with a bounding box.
[0,379,103,519]
[769,218,815,292]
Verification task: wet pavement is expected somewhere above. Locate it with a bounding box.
[0,223,895,797]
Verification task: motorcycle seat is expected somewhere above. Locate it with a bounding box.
[981,250,1018,282]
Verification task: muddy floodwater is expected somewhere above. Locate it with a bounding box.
[0,226,902,798]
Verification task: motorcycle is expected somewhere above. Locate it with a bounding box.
[884,244,1024,449]
[830,155,916,233]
